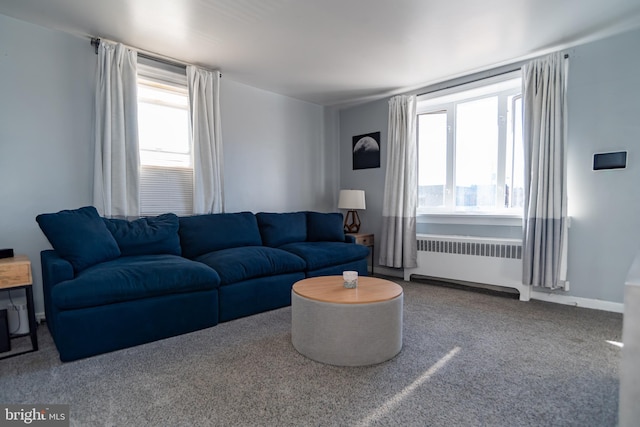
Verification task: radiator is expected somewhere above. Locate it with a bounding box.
[404,234,530,301]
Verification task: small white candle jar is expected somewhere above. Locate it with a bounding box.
[343,271,358,288]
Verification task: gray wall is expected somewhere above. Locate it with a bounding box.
[221,79,336,213]
[339,98,389,264]
[0,14,95,317]
[339,27,640,304]
[0,13,335,315]
[565,28,640,303]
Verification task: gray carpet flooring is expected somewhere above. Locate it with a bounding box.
[0,278,622,426]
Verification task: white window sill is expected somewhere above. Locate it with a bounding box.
[417,212,523,227]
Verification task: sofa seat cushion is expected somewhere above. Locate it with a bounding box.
[279,242,370,271]
[52,255,221,310]
[195,246,306,286]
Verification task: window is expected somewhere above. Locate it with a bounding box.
[417,73,523,215]
[137,61,193,216]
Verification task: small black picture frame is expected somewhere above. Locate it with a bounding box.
[352,131,381,170]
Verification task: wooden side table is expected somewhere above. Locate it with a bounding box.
[347,233,375,275]
[0,255,38,359]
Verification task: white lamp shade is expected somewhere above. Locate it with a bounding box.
[338,190,366,210]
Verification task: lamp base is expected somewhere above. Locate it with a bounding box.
[343,210,361,233]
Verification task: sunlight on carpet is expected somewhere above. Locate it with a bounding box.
[355,346,461,427]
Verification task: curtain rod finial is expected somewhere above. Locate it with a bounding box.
[90,37,100,54]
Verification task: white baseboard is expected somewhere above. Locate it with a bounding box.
[530,290,623,313]
[399,266,623,313]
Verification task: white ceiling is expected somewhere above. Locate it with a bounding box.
[1,0,640,107]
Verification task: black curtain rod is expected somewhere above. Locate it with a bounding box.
[417,53,569,98]
[90,37,188,71]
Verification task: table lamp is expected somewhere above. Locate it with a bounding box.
[338,189,366,233]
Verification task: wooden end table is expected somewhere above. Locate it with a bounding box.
[0,255,39,359]
[347,233,374,275]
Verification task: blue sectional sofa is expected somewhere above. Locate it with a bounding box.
[37,207,369,361]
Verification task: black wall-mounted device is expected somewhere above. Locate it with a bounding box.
[593,151,627,170]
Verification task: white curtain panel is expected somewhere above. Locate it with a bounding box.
[187,66,224,214]
[379,95,418,269]
[522,52,569,289]
[93,41,140,218]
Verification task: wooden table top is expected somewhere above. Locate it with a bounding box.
[0,255,32,289]
[293,276,403,304]
[0,255,29,265]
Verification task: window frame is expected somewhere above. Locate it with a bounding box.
[416,71,523,219]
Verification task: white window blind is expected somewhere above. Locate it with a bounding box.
[137,60,193,217]
[139,166,193,216]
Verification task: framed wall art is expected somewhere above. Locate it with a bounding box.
[352,131,380,170]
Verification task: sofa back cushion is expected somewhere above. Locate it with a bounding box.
[103,213,181,257]
[36,206,121,273]
[306,212,345,242]
[179,212,263,259]
[256,212,307,247]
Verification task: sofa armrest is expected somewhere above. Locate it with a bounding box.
[40,250,74,330]
[344,234,356,244]
[41,250,74,288]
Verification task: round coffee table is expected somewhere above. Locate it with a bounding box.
[291,276,403,366]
